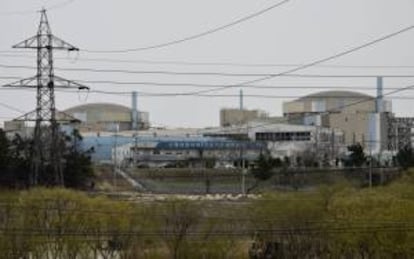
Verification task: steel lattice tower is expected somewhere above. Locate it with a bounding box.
[4,10,88,186]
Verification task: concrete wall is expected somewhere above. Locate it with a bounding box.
[328,113,369,146]
[327,113,389,153]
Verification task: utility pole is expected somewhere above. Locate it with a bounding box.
[376,76,384,164]
[369,144,373,188]
[132,91,139,167]
[331,128,335,166]
[240,134,248,197]
[134,134,138,167]
[113,123,119,191]
[3,10,88,186]
[240,148,246,197]
[314,127,319,165]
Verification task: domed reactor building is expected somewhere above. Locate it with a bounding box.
[283,90,393,153]
[64,93,149,132]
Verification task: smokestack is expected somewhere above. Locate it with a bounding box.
[376,76,383,113]
[240,89,244,110]
[132,91,138,130]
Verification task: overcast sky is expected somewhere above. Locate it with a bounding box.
[1,0,414,128]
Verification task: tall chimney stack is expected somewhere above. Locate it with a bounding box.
[240,89,244,110]
[376,76,383,113]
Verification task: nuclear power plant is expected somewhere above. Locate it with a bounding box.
[4,83,414,168]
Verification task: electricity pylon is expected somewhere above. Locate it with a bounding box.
[3,9,89,186]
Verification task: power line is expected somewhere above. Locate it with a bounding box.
[2,78,414,97]
[52,90,414,99]
[66,82,414,91]
[57,59,414,69]
[2,75,411,90]
[0,0,75,16]
[0,76,22,80]
[47,0,75,11]
[4,63,414,78]
[3,82,414,96]
[37,71,414,78]
[0,101,26,114]
[4,86,414,100]
[82,0,291,53]
[3,24,406,98]
[188,24,414,95]
[280,74,414,78]
[0,9,37,16]
[3,53,414,70]
[137,94,414,99]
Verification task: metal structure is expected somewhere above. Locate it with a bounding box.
[388,117,414,151]
[3,10,88,186]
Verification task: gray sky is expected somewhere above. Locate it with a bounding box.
[1,0,414,128]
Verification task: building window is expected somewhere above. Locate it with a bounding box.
[256,132,311,141]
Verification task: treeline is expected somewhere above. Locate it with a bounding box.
[0,129,94,189]
[0,173,413,258]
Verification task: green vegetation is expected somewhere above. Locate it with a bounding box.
[345,143,367,167]
[249,152,286,193]
[0,171,412,258]
[0,129,94,189]
[396,146,414,169]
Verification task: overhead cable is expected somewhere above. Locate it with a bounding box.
[189,24,414,95]
[0,101,26,113]
[0,0,75,16]
[3,64,414,78]
[1,76,412,90]
[2,53,414,69]
[82,0,291,53]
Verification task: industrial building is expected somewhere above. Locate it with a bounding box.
[64,102,150,132]
[283,90,392,154]
[80,130,264,168]
[220,108,268,127]
[202,122,344,164]
[115,137,264,168]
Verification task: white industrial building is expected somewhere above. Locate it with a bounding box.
[201,122,344,165]
[111,137,264,168]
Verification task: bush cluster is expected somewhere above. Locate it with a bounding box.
[0,173,412,258]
